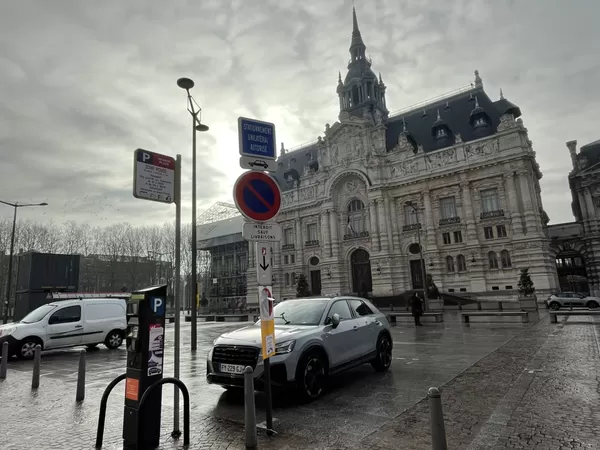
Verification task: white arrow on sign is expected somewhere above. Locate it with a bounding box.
[239,155,277,173]
[242,222,282,242]
[256,243,272,286]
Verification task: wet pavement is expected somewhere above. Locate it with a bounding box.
[0,311,598,449]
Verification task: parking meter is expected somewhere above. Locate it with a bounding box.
[122,285,167,449]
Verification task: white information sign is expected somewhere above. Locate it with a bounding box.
[256,243,272,286]
[243,222,282,242]
[239,155,277,172]
[133,148,175,204]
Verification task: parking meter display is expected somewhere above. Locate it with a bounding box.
[147,324,164,376]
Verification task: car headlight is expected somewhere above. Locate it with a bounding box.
[0,327,16,337]
[275,340,296,355]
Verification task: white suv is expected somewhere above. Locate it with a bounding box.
[206,296,393,401]
[546,292,600,310]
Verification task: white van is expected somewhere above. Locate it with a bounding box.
[0,298,127,359]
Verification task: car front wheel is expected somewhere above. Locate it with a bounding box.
[296,351,327,402]
[587,300,599,309]
[549,301,561,311]
[104,330,123,349]
[371,334,392,372]
[18,338,42,360]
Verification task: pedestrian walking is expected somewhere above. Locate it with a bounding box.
[411,293,424,326]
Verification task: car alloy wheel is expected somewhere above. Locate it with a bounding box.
[20,341,37,359]
[105,331,123,349]
[303,356,326,399]
[379,337,392,368]
[588,300,599,309]
[549,302,560,310]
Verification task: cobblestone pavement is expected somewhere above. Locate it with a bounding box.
[3,311,597,449]
[359,313,600,450]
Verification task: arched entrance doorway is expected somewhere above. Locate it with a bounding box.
[556,250,589,293]
[351,249,372,294]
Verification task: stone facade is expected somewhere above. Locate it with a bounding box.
[547,139,600,295]
[244,8,558,304]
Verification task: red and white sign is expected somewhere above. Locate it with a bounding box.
[133,148,176,204]
[233,171,281,222]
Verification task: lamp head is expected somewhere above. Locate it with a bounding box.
[177,77,194,90]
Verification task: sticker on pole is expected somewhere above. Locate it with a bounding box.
[147,324,164,377]
[233,171,281,222]
[258,286,275,359]
[259,286,274,320]
[133,148,176,204]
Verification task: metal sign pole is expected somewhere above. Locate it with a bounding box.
[173,154,182,435]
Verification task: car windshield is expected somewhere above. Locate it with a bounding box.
[258,299,329,326]
[20,304,57,324]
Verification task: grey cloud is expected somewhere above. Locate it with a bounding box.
[1,0,599,227]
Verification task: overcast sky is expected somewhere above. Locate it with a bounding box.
[0,0,598,228]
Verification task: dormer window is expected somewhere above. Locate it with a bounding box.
[436,128,448,138]
[474,117,487,127]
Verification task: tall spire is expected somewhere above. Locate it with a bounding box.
[350,7,366,52]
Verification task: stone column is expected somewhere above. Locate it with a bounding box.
[322,210,331,258]
[248,240,255,267]
[383,196,394,251]
[518,170,537,234]
[389,198,400,251]
[503,173,524,236]
[584,188,597,233]
[369,200,380,252]
[295,213,304,264]
[578,190,591,232]
[422,191,435,248]
[376,198,389,252]
[329,210,340,258]
[460,181,477,242]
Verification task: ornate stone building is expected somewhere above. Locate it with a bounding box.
[245,8,558,302]
[547,139,600,295]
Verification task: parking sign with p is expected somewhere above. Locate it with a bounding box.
[150,296,165,317]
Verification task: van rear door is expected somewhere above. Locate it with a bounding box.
[81,301,125,345]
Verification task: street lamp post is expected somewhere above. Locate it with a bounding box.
[177,77,209,352]
[0,200,48,324]
[406,201,428,311]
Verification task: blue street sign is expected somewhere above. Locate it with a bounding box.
[238,117,276,161]
[150,296,165,317]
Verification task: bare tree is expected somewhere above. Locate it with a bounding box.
[61,221,86,255]
[123,224,145,289]
[99,223,127,291]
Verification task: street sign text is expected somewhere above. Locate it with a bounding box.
[242,222,282,242]
[133,149,175,204]
[238,117,276,160]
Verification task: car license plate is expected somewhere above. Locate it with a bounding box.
[219,363,245,374]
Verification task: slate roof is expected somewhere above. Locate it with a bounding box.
[271,85,522,192]
[385,86,516,152]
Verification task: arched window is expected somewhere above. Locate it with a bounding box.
[446,256,455,273]
[488,251,499,269]
[501,250,512,268]
[457,254,467,272]
[347,199,366,235]
[284,273,290,286]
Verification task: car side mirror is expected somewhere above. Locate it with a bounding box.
[331,313,341,329]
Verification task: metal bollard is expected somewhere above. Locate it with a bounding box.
[244,366,257,449]
[428,387,448,450]
[76,349,86,402]
[32,344,41,389]
[0,341,8,379]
